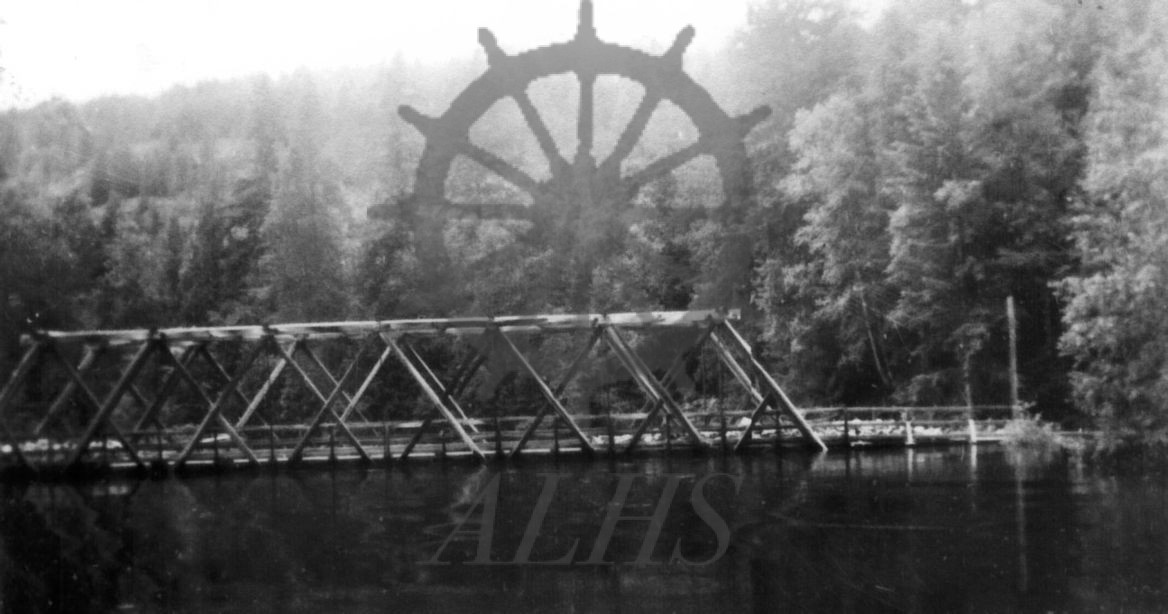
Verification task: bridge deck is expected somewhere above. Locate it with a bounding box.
[1,309,1019,480]
[1,407,1017,478]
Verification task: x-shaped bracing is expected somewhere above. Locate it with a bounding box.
[379,327,603,460]
[599,324,711,452]
[0,311,826,473]
[705,321,827,452]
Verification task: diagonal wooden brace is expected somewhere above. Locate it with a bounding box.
[487,327,594,456]
[51,345,146,468]
[33,346,145,444]
[401,341,477,432]
[733,393,775,449]
[0,341,46,470]
[276,340,371,463]
[34,344,100,437]
[338,342,395,422]
[288,335,377,462]
[399,418,433,461]
[719,322,826,451]
[707,332,770,451]
[195,345,268,426]
[169,340,263,466]
[130,345,200,437]
[625,325,716,452]
[624,399,668,454]
[602,325,708,448]
[63,341,155,468]
[383,333,485,462]
[235,338,292,430]
[509,327,602,456]
[299,342,373,424]
[657,324,716,396]
[707,331,794,451]
[449,350,488,399]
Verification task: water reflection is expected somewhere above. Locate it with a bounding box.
[1,448,1166,613]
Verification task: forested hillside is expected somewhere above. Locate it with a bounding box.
[2,0,1165,446]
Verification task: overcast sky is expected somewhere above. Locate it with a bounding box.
[0,0,887,109]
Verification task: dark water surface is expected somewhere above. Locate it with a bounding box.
[2,447,1166,613]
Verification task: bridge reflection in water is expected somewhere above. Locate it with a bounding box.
[2,448,1164,613]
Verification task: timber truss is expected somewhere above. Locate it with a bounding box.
[0,310,825,477]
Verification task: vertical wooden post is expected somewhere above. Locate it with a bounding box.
[399,419,428,462]
[383,423,393,465]
[66,340,155,468]
[843,407,851,448]
[0,341,45,471]
[903,410,915,447]
[34,344,99,437]
[1007,295,1021,419]
[602,325,707,446]
[281,337,372,464]
[491,327,594,455]
[718,323,826,451]
[718,400,727,452]
[494,415,504,460]
[664,414,672,453]
[552,418,560,457]
[964,351,977,445]
[963,352,974,414]
[328,424,337,465]
[384,334,483,461]
[606,406,615,458]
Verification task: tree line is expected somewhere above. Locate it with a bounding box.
[1,0,1165,448]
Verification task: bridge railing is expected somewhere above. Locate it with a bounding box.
[801,405,1018,445]
[0,309,837,476]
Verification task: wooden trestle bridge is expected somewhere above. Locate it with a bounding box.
[0,310,847,477]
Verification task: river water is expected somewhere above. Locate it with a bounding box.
[1,446,1165,613]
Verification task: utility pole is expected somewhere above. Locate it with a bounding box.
[1007,295,1021,418]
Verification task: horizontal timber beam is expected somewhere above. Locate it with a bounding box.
[23,309,740,347]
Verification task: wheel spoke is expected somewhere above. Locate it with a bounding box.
[458,140,545,197]
[444,202,533,219]
[576,72,595,164]
[663,26,695,67]
[577,0,596,41]
[397,2,774,220]
[514,90,570,178]
[621,142,707,196]
[478,28,507,66]
[598,90,661,178]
